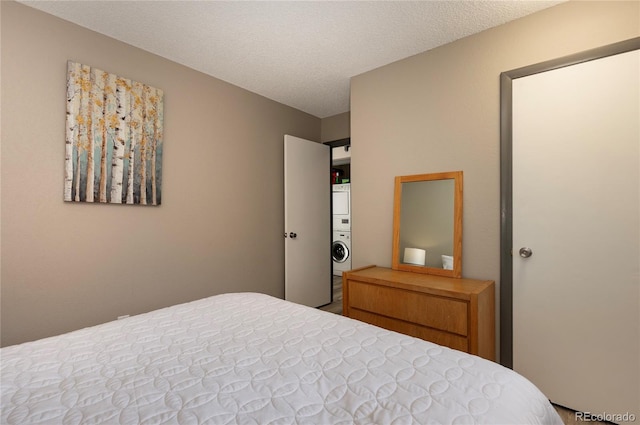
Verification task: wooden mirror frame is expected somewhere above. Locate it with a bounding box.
[392,171,463,278]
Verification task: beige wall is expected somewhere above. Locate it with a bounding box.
[350,0,639,355]
[0,1,320,346]
[321,111,350,142]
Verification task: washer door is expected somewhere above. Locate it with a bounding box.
[332,241,349,263]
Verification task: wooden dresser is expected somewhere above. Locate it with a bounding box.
[343,265,495,361]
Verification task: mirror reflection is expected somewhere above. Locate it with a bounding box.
[392,171,462,278]
[399,179,454,268]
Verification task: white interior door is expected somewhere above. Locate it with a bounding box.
[284,135,331,307]
[512,50,639,418]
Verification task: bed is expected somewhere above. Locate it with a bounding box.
[1,292,562,424]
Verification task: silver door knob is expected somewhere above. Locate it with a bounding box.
[519,247,533,258]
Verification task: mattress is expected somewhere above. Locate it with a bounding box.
[1,292,562,424]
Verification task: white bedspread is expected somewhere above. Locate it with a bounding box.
[1,293,562,424]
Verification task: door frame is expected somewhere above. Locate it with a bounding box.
[324,138,350,149]
[499,37,640,368]
[325,138,351,281]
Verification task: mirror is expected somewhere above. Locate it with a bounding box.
[392,171,463,278]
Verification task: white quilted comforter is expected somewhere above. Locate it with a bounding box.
[1,293,562,424]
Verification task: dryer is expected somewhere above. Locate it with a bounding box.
[332,230,351,276]
[332,183,350,231]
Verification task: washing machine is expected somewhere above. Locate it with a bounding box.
[332,230,351,276]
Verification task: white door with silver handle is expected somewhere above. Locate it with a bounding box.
[512,49,639,418]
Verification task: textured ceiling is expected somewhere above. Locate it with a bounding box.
[20,0,564,118]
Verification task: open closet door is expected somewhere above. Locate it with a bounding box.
[506,43,639,419]
[284,135,331,307]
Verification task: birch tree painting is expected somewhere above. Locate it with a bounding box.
[65,61,164,205]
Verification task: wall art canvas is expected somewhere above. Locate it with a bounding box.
[65,61,164,205]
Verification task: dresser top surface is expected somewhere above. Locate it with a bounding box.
[345,266,493,296]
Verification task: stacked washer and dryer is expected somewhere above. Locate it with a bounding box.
[332,183,351,276]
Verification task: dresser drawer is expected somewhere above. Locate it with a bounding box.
[350,309,469,352]
[348,280,468,336]
[343,266,495,360]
